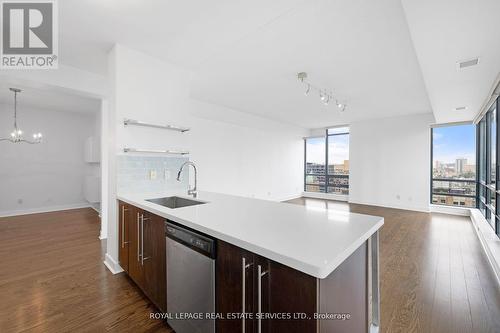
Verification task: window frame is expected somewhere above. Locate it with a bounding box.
[430,123,477,208]
[304,126,350,195]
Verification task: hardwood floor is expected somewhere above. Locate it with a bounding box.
[0,208,172,333]
[1,202,499,332]
[287,197,500,333]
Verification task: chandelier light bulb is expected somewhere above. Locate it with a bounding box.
[0,88,42,144]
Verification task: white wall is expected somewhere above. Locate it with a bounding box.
[104,45,306,272]
[112,45,306,200]
[0,105,98,216]
[349,113,434,212]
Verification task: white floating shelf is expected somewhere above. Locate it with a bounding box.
[124,118,190,133]
[123,147,189,155]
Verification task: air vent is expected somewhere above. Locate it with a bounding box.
[455,106,467,111]
[457,58,479,69]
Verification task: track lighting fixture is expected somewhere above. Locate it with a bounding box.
[297,72,347,111]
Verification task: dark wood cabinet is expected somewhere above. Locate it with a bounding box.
[216,241,256,333]
[143,211,167,311]
[118,201,373,333]
[128,207,144,287]
[118,201,131,273]
[266,259,317,333]
[216,241,317,333]
[118,202,166,312]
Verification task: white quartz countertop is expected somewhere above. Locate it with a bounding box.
[117,191,384,279]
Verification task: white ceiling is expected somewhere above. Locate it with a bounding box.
[55,0,500,127]
[0,81,101,114]
[402,0,500,124]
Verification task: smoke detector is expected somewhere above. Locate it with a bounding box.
[457,58,480,69]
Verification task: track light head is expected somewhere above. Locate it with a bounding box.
[324,95,330,105]
[320,91,327,101]
[297,72,308,82]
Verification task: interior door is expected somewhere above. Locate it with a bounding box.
[118,201,130,273]
[216,241,255,333]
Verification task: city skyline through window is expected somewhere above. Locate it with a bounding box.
[431,124,476,208]
[305,127,349,194]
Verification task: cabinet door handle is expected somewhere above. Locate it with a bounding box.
[242,257,253,333]
[257,264,268,333]
[141,215,151,266]
[141,214,144,266]
[121,206,128,248]
[137,212,141,262]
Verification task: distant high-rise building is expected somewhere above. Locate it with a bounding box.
[456,158,467,174]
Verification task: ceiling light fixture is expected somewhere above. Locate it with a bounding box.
[304,83,311,96]
[0,88,42,144]
[297,72,347,111]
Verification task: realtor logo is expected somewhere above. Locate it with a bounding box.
[1,0,58,69]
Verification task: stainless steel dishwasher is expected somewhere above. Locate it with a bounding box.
[165,221,216,333]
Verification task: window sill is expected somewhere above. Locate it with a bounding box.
[430,204,471,216]
[302,191,348,202]
[470,209,500,286]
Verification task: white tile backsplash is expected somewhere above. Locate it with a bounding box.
[117,155,189,194]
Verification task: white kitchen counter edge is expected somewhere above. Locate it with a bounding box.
[118,193,384,279]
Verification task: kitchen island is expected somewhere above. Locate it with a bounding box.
[117,191,383,333]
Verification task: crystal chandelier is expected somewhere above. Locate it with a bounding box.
[0,88,42,144]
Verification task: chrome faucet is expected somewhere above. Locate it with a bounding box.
[177,161,197,197]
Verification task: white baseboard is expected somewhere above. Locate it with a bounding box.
[0,203,92,218]
[348,198,430,213]
[430,204,471,216]
[470,209,500,287]
[276,193,303,202]
[103,253,124,275]
[302,192,349,202]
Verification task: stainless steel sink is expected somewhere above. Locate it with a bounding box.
[146,196,206,209]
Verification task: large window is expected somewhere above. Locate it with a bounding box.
[478,100,499,233]
[305,137,326,192]
[305,127,349,194]
[431,124,476,208]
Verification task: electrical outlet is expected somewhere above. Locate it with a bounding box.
[149,170,157,180]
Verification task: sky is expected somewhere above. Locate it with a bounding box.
[306,135,349,164]
[433,124,476,164]
[306,124,475,166]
